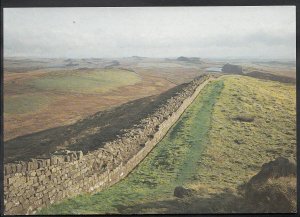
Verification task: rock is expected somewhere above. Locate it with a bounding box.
[241,157,297,213]
[248,157,296,186]
[53,149,71,155]
[174,186,193,198]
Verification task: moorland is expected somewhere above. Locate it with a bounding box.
[4,57,296,214]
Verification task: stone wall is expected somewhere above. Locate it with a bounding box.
[3,74,214,215]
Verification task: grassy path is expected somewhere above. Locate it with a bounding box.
[39,79,224,214]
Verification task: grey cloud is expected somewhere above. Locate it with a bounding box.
[4,6,296,59]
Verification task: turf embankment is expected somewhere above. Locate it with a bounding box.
[39,75,296,214]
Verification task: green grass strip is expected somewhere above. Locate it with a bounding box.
[39,79,224,214]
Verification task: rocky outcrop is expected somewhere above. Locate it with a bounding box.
[242,157,297,213]
[247,157,296,186]
[174,186,194,198]
[222,63,243,74]
[4,74,215,215]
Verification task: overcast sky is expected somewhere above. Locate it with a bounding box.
[4,6,296,59]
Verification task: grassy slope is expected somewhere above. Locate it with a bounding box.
[190,75,296,194]
[39,79,224,214]
[39,75,296,214]
[4,69,141,115]
[4,69,174,141]
[4,94,52,114]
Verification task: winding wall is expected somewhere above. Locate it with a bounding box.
[3,74,214,215]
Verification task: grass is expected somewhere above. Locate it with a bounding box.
[39,79,224,214]
[38,75,296,214]
[28,68,141,93]
[4,68,141,117]
[4,94,52,114]
[188,75,296,193]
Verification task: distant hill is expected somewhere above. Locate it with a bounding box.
[222,63,243,74]
[131,56,144,60]
[177,56,190,61]
[104,60,120,69]
[246,71,296,84]
[177,56,202,63]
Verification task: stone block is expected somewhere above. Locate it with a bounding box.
[16,164,22,173]
[11,164,17,173]
[36,170,41,176]
[32,177,38,183]
[8,176,18,186]
[64,155,70,162]
[27,162,33,170]
[38,174,46,181]
[69,153,76,161]
[37,160,44,169]
[4,164,12,175]
[3,177,9,187]
[41,178,49,185]
[57,156,65,164]
[33,198,42,206]
[32,182,39,188]
[50,156,58,165]
[21,198,30,210]
[27,179,34,186]
[45,159,51,167]
[76,151,84,160]
[5,201,14,210]
[45,170,51,177]
[37,185,45,193]
[30,159,39,170]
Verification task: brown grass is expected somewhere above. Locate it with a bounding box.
[4,70,175,141]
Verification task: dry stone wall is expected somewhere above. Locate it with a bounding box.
[3,74,214,215]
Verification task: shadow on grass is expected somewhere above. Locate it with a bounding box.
[113,190,244,214]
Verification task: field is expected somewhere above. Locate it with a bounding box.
[4,66,174,141]
[4,57,295,143]
[39,75,296,214]
[4,57,213,141]
[4,82,193,163]
[27,69,141,93]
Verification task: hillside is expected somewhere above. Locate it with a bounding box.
[39,75,296,214]
[4,81,193,163]
[4,57,215,141]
